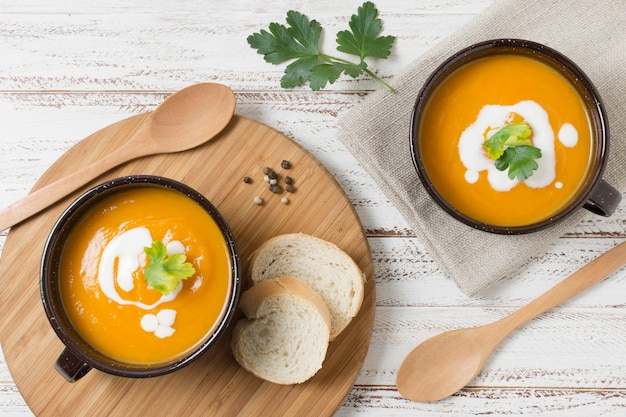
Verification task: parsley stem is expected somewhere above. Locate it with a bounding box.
[363,68,394,93]
[320,53,394,93]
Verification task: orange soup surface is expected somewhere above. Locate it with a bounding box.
[60,186,232,365]
[419,53,593,227]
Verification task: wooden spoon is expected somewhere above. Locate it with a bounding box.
[0,83,236,232]
[397,239,626,403]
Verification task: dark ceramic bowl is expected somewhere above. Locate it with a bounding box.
[410,38,621,234]
[40,175,241,381]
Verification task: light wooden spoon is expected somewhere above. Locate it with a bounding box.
[0,82,236,232]
[397,239,626,402]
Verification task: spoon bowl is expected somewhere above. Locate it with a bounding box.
[0,83,236,232]
[147,83,236,152]
[397,330,484,402]
[396,240,626,402]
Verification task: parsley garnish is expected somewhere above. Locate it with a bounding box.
[495,145,542,182]
[143,241,195,295]
[247,2,395,92]
[482,121,542,181]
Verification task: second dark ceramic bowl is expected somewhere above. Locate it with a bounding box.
[410,38,621,234]
[40,175,241,381]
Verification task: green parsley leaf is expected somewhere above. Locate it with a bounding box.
[282,55,318,88]
[495,145,542,181]
[247,14,321,65]
[247,2,395,92]
[336,1,396,60]
[483,121,533,160]
[309,63,344,90]
[143,241,195,296]
[308,61,366,90]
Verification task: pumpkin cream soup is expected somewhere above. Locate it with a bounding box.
[419,53,592,227]
[59,186,232,365]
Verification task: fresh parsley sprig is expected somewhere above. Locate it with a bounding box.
[143,241,195,296]
[482,121,542,182]
[247,2,395,92]
[495,145,542,182]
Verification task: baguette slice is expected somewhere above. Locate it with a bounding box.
[249,233,365,340]
[231,276,331,385]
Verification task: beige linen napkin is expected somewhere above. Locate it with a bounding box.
[338,0,626,295]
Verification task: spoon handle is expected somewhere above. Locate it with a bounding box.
[0,134,147,233]
[492,240,626,338]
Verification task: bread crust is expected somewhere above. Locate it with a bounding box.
[238,276,331,328]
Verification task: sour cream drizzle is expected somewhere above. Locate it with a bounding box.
[97,227,184,310]
[458,100,578,192]
[141,309,177,338]
[558,122,579,147]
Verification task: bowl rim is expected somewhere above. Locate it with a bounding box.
[409,38,610,234]
[40,175,241,378]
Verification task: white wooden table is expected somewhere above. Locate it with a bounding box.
[2,1,626,415]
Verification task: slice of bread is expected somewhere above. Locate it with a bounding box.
[248,233,365,340]
[231,276,331,385]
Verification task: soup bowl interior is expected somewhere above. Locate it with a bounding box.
[410,38,610,234]
[40,175,241,378]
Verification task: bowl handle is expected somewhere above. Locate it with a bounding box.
[583,179,622,217]
[55,347,92,382]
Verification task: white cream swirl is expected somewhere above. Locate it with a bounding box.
[97,227,184,310]
[458,100,578,192]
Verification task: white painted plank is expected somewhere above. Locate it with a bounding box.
[338,387,626,416]
[371,236,626,307]
[0,1,492,91]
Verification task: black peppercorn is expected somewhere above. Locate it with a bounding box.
[281,160,291,169]
[286,184,296,193]
[284,176,293,185]
[243,176,252,184]
[269,184,282,194]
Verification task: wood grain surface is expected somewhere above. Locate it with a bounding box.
[2,0,626,416]
[0,114,375,416]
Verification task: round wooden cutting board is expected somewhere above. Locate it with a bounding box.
[0,113,375,416]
